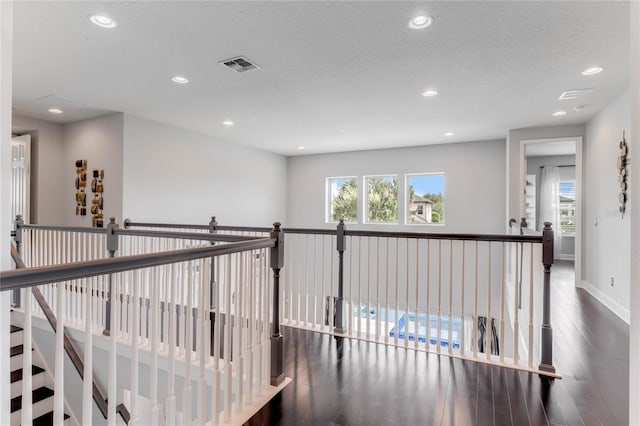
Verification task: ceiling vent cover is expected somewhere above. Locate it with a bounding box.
[559,88,594,100]
[220,56,260,73]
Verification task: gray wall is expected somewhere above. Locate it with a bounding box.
[287,139,506,234]
[122,115,288,226]
[63,113,125,226]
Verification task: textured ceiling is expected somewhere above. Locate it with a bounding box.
[12,1,630,156]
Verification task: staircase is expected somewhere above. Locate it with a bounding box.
[9,324,71,426]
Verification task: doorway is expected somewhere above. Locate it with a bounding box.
[520,137,583,288]
[11,134,31,224]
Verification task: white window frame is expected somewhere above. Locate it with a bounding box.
[326,176,358,224]
[364,174,399,225]
[405,172,445,226]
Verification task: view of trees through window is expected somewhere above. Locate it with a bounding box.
[327,173,445,225]
[407,174,444,224]
[366,176,398,223]
[559,181,576,234]
[328,177,357,222]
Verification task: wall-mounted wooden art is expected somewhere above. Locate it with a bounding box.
[618,131,628,218]
[91,169,105,227]
[74,159,87,216]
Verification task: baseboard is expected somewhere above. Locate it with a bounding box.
[556,254,575,261]
[580,280,630,324]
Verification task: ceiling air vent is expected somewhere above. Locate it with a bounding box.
[220,56,260,73]
[558,88,594,100]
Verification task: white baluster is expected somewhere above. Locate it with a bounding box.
[513,242,520,364]
[82,277,93,425]
[528,243,534,367]
[211,257,222,426]
[149,267,160,425]
[198,258,209,424]
[224,256,233,421]
[108,274,118,426]
[405,239,410,348]
[460,241,466,356]
[384,237,389,345]
[21,288,32,425]
[185,261,195,426]
[500,242,505,363]
[416,240,421,351]
[487,242,492,361]
[473,241,479,359]
[130,270,140,426]
[166,261,177,425]
[54,282,65,426]
[436,240,442,354]
[393,238,399,346]
[376,238,381,342]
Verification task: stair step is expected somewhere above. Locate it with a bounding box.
[10,345,24,357]
[10,326,23,347]
[11,365,46,398]
[11,365,45,383]
[11,386,54,413]
[32,411,70,426]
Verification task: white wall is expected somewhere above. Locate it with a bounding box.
[0,2,13,424]
[12,114,66,224]
[122,115,287,226]
[583,89,631,323]
[63,113,125,226]
[629,3,640,423]
[287,139,506,233]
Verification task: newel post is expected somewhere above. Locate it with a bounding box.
[12,215,24,307]
[334,220,346,334]
[104,217,119,335]
[270,222,285,386]
[539,221,555,374]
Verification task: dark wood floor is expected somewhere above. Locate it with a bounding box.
[246,261,629,425]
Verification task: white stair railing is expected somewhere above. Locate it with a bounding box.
[5,219,286,426]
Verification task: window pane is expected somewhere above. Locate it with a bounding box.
[328,177,357,222]
[559,181,576,234]
[366,176,398,223]
[407,174,444,224]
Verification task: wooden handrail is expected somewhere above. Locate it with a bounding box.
[1,238,275,292]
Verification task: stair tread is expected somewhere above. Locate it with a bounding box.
[10,325,22,333]
[10,365,45,383]
[31,411,70,426]
[11,386,55,412]
[10,345,24,357]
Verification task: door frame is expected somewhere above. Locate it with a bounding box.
[519,136,583,289]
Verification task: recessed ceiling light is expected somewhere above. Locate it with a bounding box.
[422,89,438,97]
[297,146,305,150]
[552,110,567,117]
[222,120,234,127]
[171,75,189,84]
[48,107,63,114]
[409,15,434,29]
[444,132,454,136]
[89,14,117,29]
[582,66,604,76]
